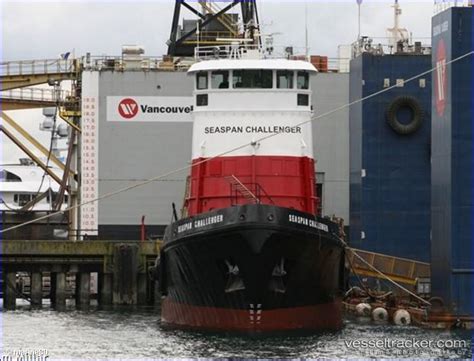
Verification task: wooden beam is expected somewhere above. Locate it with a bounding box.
[1,111,74,175]
[0,125,62,185]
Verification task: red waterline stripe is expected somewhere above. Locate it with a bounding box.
[161,298,342,332]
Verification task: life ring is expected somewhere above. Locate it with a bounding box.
[386,96,424,135]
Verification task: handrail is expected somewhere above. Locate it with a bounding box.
[229,180,274,206]
[0,88,71,102]
[351,37,431,59]
[195,44,262,61]
[0,59,75,76]
[184,31,237,43]
[82,55,165,71]
[434,0,473,14]
[347,247,430,286]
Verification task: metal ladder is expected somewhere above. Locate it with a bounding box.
[224,175,259,204]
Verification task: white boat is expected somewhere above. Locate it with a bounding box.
[1,107,69,213]
[0,158,68,212]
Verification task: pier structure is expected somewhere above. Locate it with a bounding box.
[1,240,160,309]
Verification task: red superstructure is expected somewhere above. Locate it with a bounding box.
[185,156,318,216]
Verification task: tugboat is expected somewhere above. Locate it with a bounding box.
[155,44,345,332]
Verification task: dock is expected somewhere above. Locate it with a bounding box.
[1,240,161,309]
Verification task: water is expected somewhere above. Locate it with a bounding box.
[2,303,472,360]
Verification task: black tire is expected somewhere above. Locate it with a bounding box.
[386,96,424,135]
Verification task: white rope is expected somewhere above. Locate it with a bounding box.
[1,50,473,235]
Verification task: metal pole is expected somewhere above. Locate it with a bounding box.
[305,2,309,58]
[197,20,200,54]
[358,3,361,40]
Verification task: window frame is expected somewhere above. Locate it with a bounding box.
[297,71,310,90]
[232,69,274,89]
[276,70,294,89]
[211,70,230,89]
[297,93,310,106]
[196,94,208,106]
[196,71,209,90]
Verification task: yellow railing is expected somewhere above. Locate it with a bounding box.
[1,88,70,102]
[347,248,430,285]
[1,59,75,76]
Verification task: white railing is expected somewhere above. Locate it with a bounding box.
[351,37,431,58]
[0,59,75,76]
[194,44,263,61]
[194,44,351,73]
[434,0,473,14]
[82,55,166,71]
[0,88,71,102]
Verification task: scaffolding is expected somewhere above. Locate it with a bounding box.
[0,58,82,240]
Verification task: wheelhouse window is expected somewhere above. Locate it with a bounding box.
[211,70,229,89]
[297,71,309,90]
[196,72,208,90]
[277,70,294,89]
[233,70,273,89]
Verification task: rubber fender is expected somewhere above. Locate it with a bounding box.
[393,309,411,326]
[386,95,424,135]
[356,303,372,317]
[372,307,389,322]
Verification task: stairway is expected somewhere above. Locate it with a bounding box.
[224,175,259,204]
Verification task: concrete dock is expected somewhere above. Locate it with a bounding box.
[1,240,161,309]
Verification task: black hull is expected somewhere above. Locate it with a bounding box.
[158,204,345,332]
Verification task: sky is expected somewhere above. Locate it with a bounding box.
[1,0,437,164]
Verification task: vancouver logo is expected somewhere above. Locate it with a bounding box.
[117,97,193,120]
[118,98,139,119]
[435,39,447,117]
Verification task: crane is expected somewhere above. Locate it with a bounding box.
[167,0,260,57]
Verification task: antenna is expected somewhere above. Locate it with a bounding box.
[387,0,409,48]
[305,2,309,58]
[357,0,362,40]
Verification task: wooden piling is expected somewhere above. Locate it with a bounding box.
[2,240,162,308]
[30,272,43,307]
[4,272,16,310]
[52,272,67,309]
[137,273,147,305]
[98,273,113,306]
[113,244,138,305]
[50,273,57,307]
[75,272,91,307]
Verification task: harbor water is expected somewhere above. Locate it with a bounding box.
[1,303,472,359]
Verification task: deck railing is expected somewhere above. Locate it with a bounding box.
[0,88,71,102]
[0,59,75,76]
